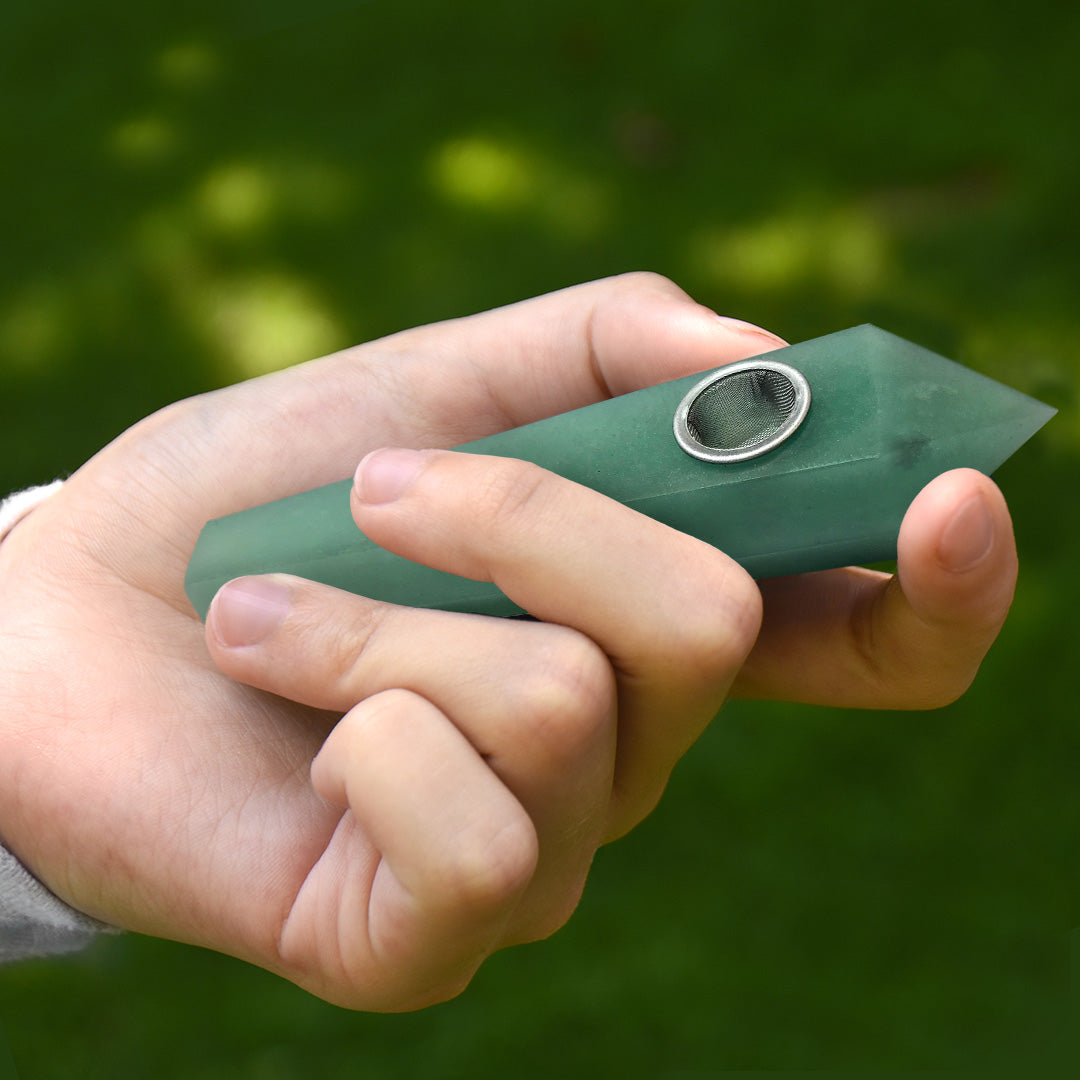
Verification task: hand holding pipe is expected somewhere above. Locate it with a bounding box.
[185,325,1055,620]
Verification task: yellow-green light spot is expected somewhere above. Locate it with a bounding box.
[430,134,610,238]
[157,41,220,90]
[196,163,277,235]
[108,116,179,164]
[431,136,534,211]
[196,272,347,380]
[690,205,889,297]
[0,283,71,374]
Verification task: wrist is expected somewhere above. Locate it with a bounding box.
[0,480,120,961]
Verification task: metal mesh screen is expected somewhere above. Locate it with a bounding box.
[685,368,799,451]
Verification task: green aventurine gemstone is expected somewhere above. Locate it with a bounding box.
[185,325,1055,620]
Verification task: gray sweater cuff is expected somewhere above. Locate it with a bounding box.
[0,846,117,963]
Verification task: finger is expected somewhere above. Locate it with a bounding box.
[207,577,615,942]
[349,447,763,838]
[283,689,537,1010]
[373,271,788,428]
[79,275,786,609]
[247,272,787,465]
[731,469,1017,708]
[142,274,787,525]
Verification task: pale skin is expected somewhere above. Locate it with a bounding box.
[0,274,1017,1010]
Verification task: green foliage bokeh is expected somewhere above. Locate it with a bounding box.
[2,1,1078,1074]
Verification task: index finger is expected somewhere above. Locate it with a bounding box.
[69,274,786,610]
[377,271,789,430]
[160,274,789,518]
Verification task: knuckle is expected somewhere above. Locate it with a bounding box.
[438,815,538,912]
[610,269,684,297]
[660,559,763,684]
[306,597,389,699]
[508,630,615,764]
[328,687,415,762]
[472,459,551,533]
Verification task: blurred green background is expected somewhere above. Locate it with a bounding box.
[2,0,1078,1074]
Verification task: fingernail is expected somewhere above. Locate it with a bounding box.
[210,576,291,647]
[938,493,995,572]
[711,314,788,349]
[354,447,429,504]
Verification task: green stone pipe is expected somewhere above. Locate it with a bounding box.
[185,325,1055,620]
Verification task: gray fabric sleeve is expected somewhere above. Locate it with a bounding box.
[0,847,117,963]
[2,483,119,963]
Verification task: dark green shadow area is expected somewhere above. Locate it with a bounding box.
[2,0,1079,1074]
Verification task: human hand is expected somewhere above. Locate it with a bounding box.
[0,274,1017,1009]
